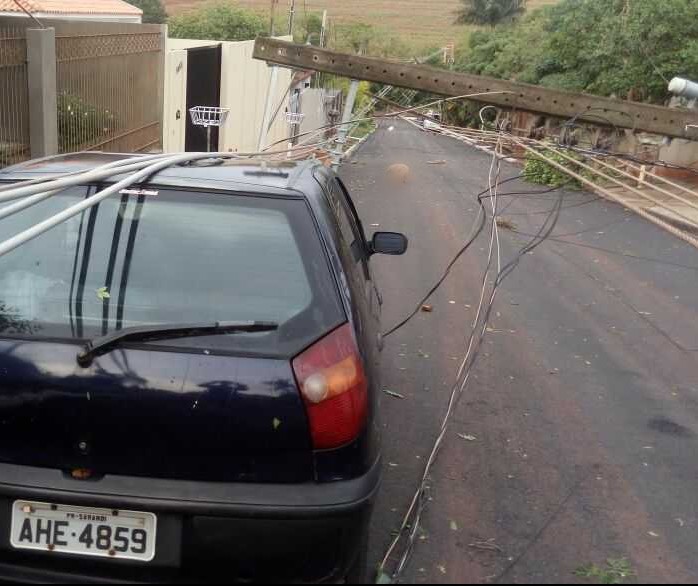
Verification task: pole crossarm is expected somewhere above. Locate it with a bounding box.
[253,38,698,140]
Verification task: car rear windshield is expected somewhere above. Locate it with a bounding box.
[0,185,345,357]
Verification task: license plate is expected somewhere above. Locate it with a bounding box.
[10,501,157,562]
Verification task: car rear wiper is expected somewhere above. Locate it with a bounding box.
[77,321,279,367]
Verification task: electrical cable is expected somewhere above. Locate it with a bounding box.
[11,0,45,28]
[377,136,567,580]
[380,190,563,582]
[379,128,507,580]
[262,91,515,152]
[382,174,525,338]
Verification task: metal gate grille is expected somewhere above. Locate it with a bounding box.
[56,28,163,154]
[0,27,29,168]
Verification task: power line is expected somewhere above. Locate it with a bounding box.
[376,124,569,581]
[12,0,46,28]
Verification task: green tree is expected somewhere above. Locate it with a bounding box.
[335,22,411,58]
[169,2,267,41]
[455,0,527,27]
[295,12,323,45]
[454,0,698,104]
[128,0,167,24]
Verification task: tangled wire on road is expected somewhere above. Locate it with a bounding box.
[375,126,567,584]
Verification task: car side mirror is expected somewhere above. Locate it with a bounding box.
[370,232,408,256]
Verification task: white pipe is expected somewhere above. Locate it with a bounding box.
[0,153,172,194]
[0,154,175,203]
[669,77,698,100]
[0,152,238,258]
[0,190,60,221]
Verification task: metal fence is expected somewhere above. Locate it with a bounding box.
[0,27,30,168]
[56,25,164,154]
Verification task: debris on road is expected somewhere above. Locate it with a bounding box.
[496,218,517,231]
[421,304,434,313]
[450,520,459,531]
[427,159,447,165]
[469,539,504,554]
[458,433,478,442]
[575,558,635,584]
[383,389,406,400]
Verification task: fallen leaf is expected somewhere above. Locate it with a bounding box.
[96,287,110,301]
[272,418,281,430]
[437,565,447,575]
[495,218,516,231]
[421,304,434,313]
[450,520,459,531]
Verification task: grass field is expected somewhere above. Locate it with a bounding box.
[164,0,560,48]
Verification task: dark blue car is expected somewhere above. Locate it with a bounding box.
[0,154,407,583]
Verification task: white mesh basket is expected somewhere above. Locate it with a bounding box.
[189,106,230,128]
[286,112,305,125]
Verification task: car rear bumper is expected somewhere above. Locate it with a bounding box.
[0,458,381,583]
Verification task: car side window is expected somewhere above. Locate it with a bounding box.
[329,179,369,271]
[336,178,370,251]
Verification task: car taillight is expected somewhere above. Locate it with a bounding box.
[292,324,368,450]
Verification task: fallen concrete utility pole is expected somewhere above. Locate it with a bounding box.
[253,38,698,140]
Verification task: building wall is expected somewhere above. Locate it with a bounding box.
[164,37,292,154]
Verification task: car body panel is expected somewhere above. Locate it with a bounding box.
[0,153,393,582]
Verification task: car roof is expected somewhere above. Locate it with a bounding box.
[0,152,334,199]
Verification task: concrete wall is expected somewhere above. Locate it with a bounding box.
[508,109,698,183]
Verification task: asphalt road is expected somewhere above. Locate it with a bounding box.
[340,120,698,584]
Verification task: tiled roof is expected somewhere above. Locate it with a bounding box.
[0,0,142,16]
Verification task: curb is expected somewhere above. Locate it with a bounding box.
[645,208,698,237]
